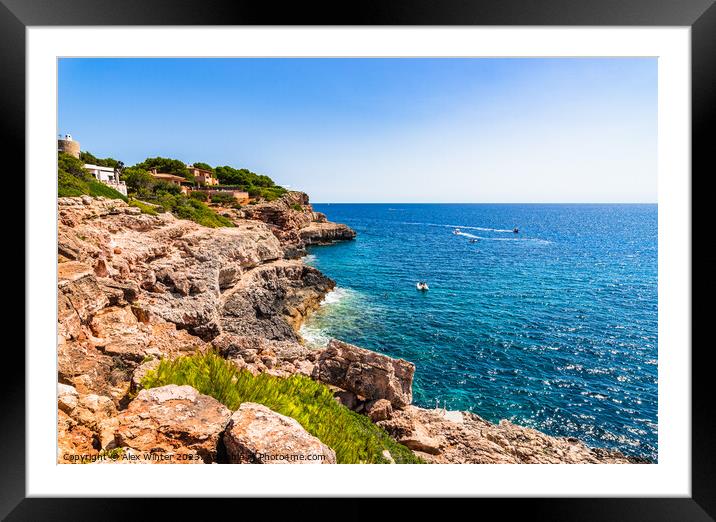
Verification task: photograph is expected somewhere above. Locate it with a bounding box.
[56,57,658,465]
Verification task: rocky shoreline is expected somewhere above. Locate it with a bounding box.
[57,193,645,464]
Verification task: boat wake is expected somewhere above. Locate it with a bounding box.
[453,230,551,244]
[401,221,515,233]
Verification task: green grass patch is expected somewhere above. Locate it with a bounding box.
[156,194,234,228]
[128,200,160,215]
[58,154,127,202]
[141,351,423,464]
[250,185,287,202]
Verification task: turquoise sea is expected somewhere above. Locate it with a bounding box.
[301,204,658,461]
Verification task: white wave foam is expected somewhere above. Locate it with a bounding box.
[299,324,331,347]
[321,286,352,305]
[302,254,317,265]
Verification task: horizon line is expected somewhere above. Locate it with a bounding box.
[310,201,658,205]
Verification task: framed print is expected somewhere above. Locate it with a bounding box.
[5,0,715,519]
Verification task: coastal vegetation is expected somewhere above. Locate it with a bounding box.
[57,152,127,201]
[213,165,287,201]
[79,150,123,169]
[141,351,423,464]
[152,193,234,228]
[209,192,236,205]
[134,156,192,179]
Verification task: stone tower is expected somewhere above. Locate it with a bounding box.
[58,134,80,158]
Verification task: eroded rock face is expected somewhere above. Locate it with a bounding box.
[57,197,332,342]
[220,260,335,341]
[313,339,415,409]
[211,333,318,377]
[377,406,640,464]
[223,402,336,464]
[58,409,98,463]
[57,261,205,405]
[241,192,356,257]
[114,385,232,463]
[299,222,356,246]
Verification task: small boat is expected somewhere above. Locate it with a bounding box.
[416,281,429,291]
[469,238,478,244]
[453,228,461,235]
[513,227,519,234]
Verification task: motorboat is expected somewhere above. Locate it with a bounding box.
[469,238,478,244]
[453,228,461,235]
[513,227,519,234]
[416,281,429,291]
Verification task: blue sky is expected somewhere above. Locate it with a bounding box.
[58,58,656,203]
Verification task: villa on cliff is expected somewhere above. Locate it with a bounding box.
[57,134,128,196]
[187,165,219,186]
[185,164,250,204]
[59,133,249,204]
[148,168,191,195]
[84,164,128,196]
[149,166,249,204]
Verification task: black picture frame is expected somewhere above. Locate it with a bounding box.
[4,0,714,519]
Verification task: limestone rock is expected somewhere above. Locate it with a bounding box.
[115,385,232,463]
[57,383,79,413]
[314,339,415,409]
[57,409,98,463]
[223,403,336,464]
[377,406,639,464]
[242,191,355,257]
[365,399,393,422]
[220,260,335,341]
[212,333,318,376]
[58,261,109,327]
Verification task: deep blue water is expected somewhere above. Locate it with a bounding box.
[302,204,658,460]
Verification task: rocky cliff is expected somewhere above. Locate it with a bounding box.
[56,196,642,464]
[239,191,356,257]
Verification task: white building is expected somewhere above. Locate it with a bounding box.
[84,164,128,196]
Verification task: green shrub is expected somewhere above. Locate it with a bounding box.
[250,185,287,202]
[189,191,209,202]
[58,168,90,197]
[152,193,234,228]
[58,153,127,201]
[129,200,159,215]
[141,351,423,464]
[210,192,235,205]
[290,203,303,212]
[87,179,128,200]
[80,151,122,169]
[134,157,191,179]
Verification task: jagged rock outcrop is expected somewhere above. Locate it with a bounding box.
[58,260,205,405]
[57,197,331,342]
[223,402,336,464]
[114,385,232,463]
[241,192,356,257]
[58,410,98,463]
[212,333,318,377]
[219,260,334,341]
[313,339,415,409]
[377,406,640,464]
[57,383,120,460]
